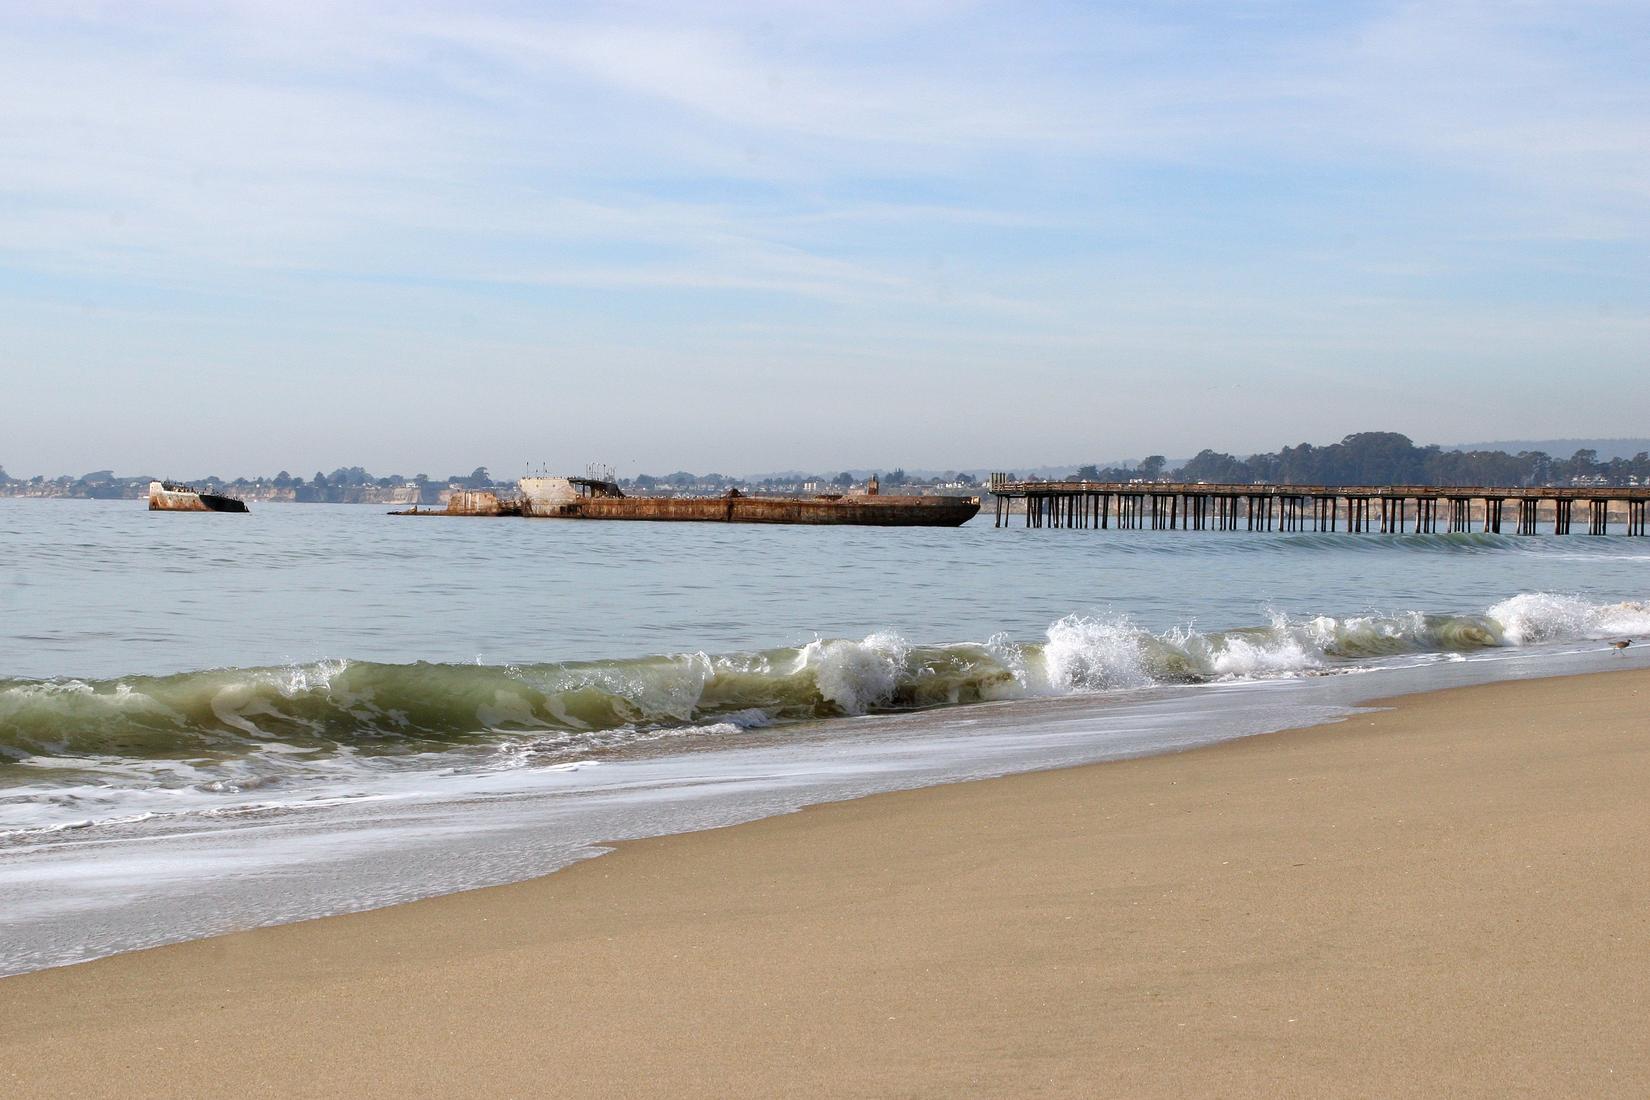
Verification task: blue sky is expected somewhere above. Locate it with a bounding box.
[2,1,1646,478]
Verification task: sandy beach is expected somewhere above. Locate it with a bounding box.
[5,668,1649,1098]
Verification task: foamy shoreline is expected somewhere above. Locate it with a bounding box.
[7,666,1649,1097]
[3,632,1647,977]
[8,590,1648,838]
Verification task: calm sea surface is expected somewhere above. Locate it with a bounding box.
[3,497,1648,974]
[6,498,1649,677]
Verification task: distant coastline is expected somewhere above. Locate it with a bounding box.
[0,468,973,506]
[5,431,1648,504]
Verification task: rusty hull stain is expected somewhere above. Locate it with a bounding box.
[407,484,978,527]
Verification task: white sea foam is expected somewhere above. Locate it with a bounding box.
[276,657,350,696]
[800,631,911,713]
[1035,614,1154,692]
[6,591,1649,839]
[1487,593,1650,645]
[1202,623,1319,678]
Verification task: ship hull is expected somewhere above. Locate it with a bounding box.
[426,491,979,526]
[532,495,979,526]
[149,486,249,513]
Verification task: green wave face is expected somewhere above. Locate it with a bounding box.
[3,593,1646,771]
[0,642,1024,765]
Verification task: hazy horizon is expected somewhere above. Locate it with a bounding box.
[10,434,1650,485]
[4,3,1647,475]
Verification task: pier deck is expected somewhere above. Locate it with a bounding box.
[986,476,1650,536]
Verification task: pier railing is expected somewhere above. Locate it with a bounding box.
[984,477,1650,535]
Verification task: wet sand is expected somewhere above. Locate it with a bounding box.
[6,669,1650,1098]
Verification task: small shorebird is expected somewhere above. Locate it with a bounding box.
[1611,639,1632,653]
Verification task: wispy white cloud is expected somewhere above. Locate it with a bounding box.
[1,1,1647,474]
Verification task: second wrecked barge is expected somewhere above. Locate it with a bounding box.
[409,475,980,527]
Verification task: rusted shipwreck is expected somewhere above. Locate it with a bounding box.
[399,474,979,527]
[148,480,249,513]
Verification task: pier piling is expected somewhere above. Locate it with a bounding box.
[986,477,1647,539]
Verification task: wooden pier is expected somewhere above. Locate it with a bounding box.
[986,476,1650,536]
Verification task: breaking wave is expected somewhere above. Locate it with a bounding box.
[4,592,1646,781]
[3,590,1647,838]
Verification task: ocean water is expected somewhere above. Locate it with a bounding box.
[3,497,1650,975]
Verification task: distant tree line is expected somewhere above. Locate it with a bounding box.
[287,466,491,502]
[8,435,1647,500]
[0,465,497,502]
[1072,433,1648,488]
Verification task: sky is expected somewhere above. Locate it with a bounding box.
[2,0,1647,480]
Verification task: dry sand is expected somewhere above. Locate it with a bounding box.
[5,670,1650,1098]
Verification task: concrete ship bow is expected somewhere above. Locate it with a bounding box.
[148,481,250,513]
